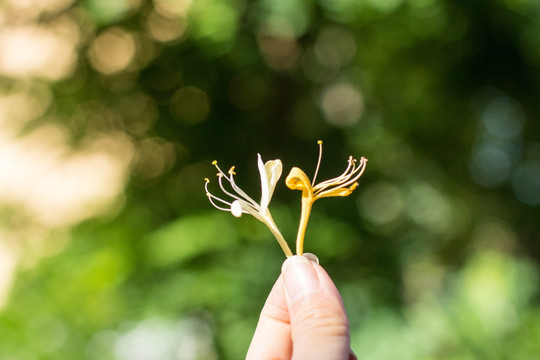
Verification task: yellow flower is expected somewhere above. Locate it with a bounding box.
[205,154,292,257]
[286,141,367,255]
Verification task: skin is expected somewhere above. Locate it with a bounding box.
[246,256,357,360]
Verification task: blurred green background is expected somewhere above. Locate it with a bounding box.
[1,0,540,359]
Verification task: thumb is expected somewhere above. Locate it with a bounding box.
[281,255,352,360]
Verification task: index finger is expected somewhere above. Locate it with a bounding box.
[246,275,292,360]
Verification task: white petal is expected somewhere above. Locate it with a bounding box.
[258,154,270,210]
[265,159,282,202]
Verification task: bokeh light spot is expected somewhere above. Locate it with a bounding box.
[169,86,210,125]
[114,317,217,360]
[88,27,137,75]
[118,93,158,136]
[189,0,238,53]
[468,94,525,188]
[133,137,176,180]
[147,10,188,42]
[358,182,404,224]
[468,142,513,187]
[2,0,75,20]
[481,96,524,140]
[405,182,452,234]
[314,26,356,69]
[153,0,193,18]
[460,252,521,336]
[511,162,540,206]
[0,85,52,130]
[0,19,79,80]
[0,127,134,227]
[320,81,364,127]
[258,32,299,70]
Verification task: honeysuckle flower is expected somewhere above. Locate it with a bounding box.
[286,141,367,255]
[205,154,293,257]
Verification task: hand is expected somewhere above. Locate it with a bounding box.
[246,255,357,360]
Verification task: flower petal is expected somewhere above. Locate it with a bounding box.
[265,159,282,201]
[257,154,270,210]
[315,183,358,199]
[285,167,312,192]
[258,155,282,210]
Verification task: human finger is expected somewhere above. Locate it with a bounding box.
[246,275,292,360]
[282,255,350,360]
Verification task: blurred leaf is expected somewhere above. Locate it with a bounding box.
[145,212,237,267]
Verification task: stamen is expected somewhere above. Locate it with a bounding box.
[327,157,367,190]
[312,140,323,184]
[218,173,242,201]
[212,160,260,210]
[205,179,234,211]
[212,160,228,178]
[228,174,259,209]
[207,194,234,212]
[314,156,355,188]
[313,156,367,197]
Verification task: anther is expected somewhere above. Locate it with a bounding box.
[228,166,236,175]
[212,160,218,165]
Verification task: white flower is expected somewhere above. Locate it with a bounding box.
[205,154,292,256]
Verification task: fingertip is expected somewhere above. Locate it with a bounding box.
[302,252,319,264]
[281,255,320,304]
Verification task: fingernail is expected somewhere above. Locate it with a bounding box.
[281,256,320,304]
[303,252,319,264]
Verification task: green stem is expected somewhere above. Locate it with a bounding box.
[266,214,293,257]
[271,226,293,257]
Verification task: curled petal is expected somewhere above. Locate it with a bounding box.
[286,167,312,192]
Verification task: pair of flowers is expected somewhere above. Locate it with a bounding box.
[205,141,367,257]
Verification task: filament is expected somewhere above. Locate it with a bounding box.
[312,140,323,184]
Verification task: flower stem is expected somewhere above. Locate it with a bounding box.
[266,215,293,257]
[272,227,293,257]
[296,194,314,255]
